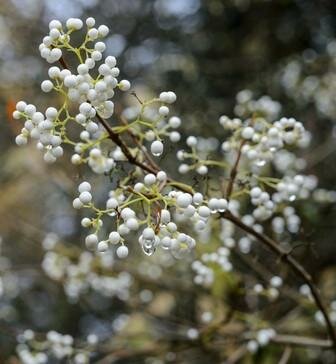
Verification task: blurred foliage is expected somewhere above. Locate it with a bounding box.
[1,0,336,363]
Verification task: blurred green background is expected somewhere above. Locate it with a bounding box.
[1,0,336,363]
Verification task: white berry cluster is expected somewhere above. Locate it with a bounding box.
[252,275,283,300]
[41,235,132,300]
[234,90,282,121]
[121,90,180,157]
[176,136,221,176]
[72,178,205,258]
[14,18,130,174]
[280,49,336,120]
[246,328,276,353]
[192,247,232,287]
[17,329,98,364]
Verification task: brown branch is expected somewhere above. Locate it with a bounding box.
[226,140,245,199]
[59,56,69,70]
[118,114,160,172]
[272,335,332,349]
[222,210,336,350]
[95,112,157,175]
[95,113,193,193]
[278,346,292,364]
[224,346,248,364]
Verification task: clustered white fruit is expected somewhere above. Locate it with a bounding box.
[41,235,132,300]
[73,176,225,259]
[17,329,98,364]
[246,328,277,353]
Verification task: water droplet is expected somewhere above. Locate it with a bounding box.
[141,239,156,256]
[255,159,266,167]
[142,244,156,256]
[289,195,296,201]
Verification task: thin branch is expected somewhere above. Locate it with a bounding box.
[118,114,160,172]
[278,346,292,364]
[222,210,336,350]
[226,140,245,199]
[224,346,248,364]
[272,334,332,349]
[95,113,152,170]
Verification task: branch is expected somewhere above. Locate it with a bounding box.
[226,140,245,199]
[222,210,336,350]
[272,334,332,349]
[278,346,292,364]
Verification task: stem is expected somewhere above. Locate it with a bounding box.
[226,140,245,199]
[278,347,292,364]
[222,210,336,350]
[95,112,157,175]
[272,334,332,349]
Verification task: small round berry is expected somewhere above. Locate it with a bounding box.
[242,126,254,139]
[15,135,28,146]
[186,136,197,147]
[169,131,181,142]
[142,227,155,240]
[46,107,58,120]
[144,174,156,186]
[105,56,117,67]
[73,198,83,209]
[79,191,92,204]
[169,116,181,128]
[176,193,193,208]
[106,198,118,209]
[193,192,203,205]
[81,218,91,227]
[119,80,131,91]
[197,165,208,175]
[157,171,167,181]
[71,154,81,165]
[116,245,128,258]
[98,241,109,252]
[49,19,62,30]
[86,17,95,27]
[98,24,109,37]
[198,206,211,218]
[151,140,163,156]
[159,106,169,116]
[78,181,91,193]
[41,80,53,93]
[16,101,27,112]
[126,217,139,230]
[109,231,121,244]
[85,234,98,250]
[166,91,177,103]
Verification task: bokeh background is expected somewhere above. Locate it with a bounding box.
[1,0,336,363]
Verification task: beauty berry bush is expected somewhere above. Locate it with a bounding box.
[11,17,336,363]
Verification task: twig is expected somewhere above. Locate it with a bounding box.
[95,112,157,174]
[272,334,332,349]
[118,114,160,172]
[226,140,245,199]
[224,346,248,364]
[278,346,292,364]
